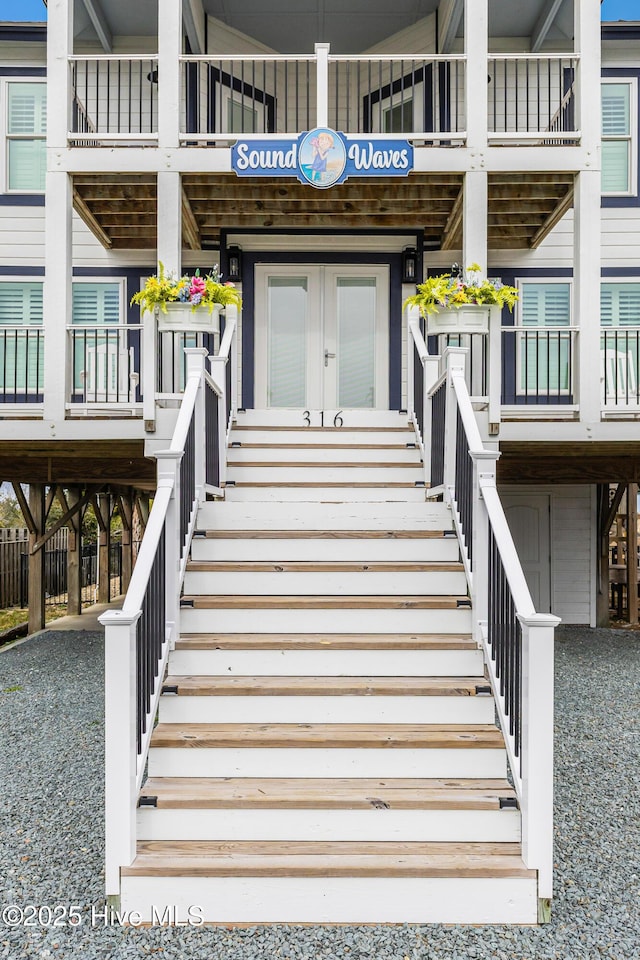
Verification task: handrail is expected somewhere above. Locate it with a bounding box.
[422,345,559,908]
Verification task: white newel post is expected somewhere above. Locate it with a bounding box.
[315,43,330,128]
[488,304,502,431]
[185,348,208,504]
[442,347,467,493]
[100,609,140,898]
[153,461,181,646]
[470,451,500,644]
[209,353,228,487]
[44,0,73,424]
[227,304,239,421]
[423,354,441,488]
[406,311,415,421]
[519,612,560,911]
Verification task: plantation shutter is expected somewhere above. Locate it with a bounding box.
[72,283,121,324]
[0,282,43,393]
[600,283,640,327]
[601,83,631,194]
[7,83,47,192]
[520,283,571,393]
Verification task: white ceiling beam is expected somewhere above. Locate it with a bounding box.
[80,0,112,53]
[531,0,565,53]
[438,0,464,54]
[183,0,206,55]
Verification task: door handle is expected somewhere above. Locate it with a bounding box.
[324,348,336,367]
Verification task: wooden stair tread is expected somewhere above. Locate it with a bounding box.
[175,633,476,650]
[230,443,414,449]
[123,841,533,879]
[186,561,463,573]
[181,595,470,609]
[140,777,516,810]
[162,676,486,697]
[150,723,504,749]
[200,530,451,539]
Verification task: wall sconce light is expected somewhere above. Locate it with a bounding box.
[227,245,242,282]
[402,246,418,283]
[146,69,158,84]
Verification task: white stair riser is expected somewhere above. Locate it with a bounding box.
[158,694,495,725]
[136,808,521,844]
[179,607,473,635]
[230,431,417,446]
[227,467,425,483]
[120,876,538,924]
[169,648,484,677]
[182,570,468,596]
[228,447,422,463]
[223,486,428,502]
[234,410,411,427]
[198,501,453,528]
[148,747,507,779]
[190,538,461,563]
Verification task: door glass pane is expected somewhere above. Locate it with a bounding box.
[268,277,307,407]
[337,277,376,408]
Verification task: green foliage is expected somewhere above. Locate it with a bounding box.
[0,490,24,528]
[131,263,242,315]
[404,264,519,318]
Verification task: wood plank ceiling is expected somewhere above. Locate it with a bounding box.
[72,171,575,252]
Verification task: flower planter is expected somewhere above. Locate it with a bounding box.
[426,305,491,335]
[156,302,222,334]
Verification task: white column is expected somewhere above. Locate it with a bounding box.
[157,171,182,276]
[315,43,330,128]
[44,0,74,423]
[463,171,488,277]
[158,0,182,149]
[99,609,140,896]
[442,346,467,493]
[43,172,73,423]
[519,612,560,907]
[185,347,208,503]
[574,0,602,425]
[154,459,181,644]
[471,450,500,645]
[464,0,488,153]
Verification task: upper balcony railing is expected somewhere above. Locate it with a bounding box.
[67,49,580,148]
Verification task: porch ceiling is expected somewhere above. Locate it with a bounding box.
[72,171,575,253]
[0,441,156,487]
[498,442,640,485]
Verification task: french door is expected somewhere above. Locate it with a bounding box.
[254,264,389,409]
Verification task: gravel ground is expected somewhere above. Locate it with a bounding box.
[0,625,638,960]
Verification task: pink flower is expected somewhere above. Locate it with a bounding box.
[190,276,206,298]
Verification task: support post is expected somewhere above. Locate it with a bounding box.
[95,493,112,604]
[157,0,182,149]
[487,304,502,431]
[519,611,560,912]
[209,354,228,488]
[462,171,488,279]
[28,484,46,635]
[66,488,82,617]
[442,347,467,494]
[119,492,134,594]
[315,43,330,128]
[627,483,638,624]
[422,354,441,488]
[99,609,140,897]
[464,0,488,154]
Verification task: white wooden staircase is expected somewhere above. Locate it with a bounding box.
[118,410,539,923]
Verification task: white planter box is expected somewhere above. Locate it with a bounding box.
[426,305,490,335]
[156,302,222,333]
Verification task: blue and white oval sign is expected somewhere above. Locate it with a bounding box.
[232,127,413,188]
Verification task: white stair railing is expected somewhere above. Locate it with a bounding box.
[99,312,238,900]
[408,320,559,918]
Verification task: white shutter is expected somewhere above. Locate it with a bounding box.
[521,283,570,327]
[0,282,43,325]
[0,282,43,394]
[601,83,632,194]
[600,283,640,327]
[7,83,47,192]
[72,283,121,324]
[519,283,571,393]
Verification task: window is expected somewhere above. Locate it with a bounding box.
[517,281,572,395]
[384,99,414,134]
[601,80,637,196]
[72,282,121,325]
[0,281,43,397]
[6,81,47,192]
[600,281,640,404]
[227,97,258,134]
[71,282,130,402]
